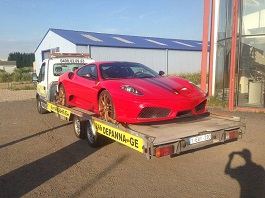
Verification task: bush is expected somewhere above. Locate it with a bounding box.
[0,68,32,83]
[0,71,11,83]
[21,73,32,81]
[12,69,23,82]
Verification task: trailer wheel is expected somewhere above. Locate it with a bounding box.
[86,120,103,147]
[73,116,87,139]
[37,96,47,114]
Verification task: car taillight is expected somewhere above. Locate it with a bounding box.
[226,129,239,140]
[155,146,173,157]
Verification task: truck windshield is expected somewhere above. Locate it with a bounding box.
[53,63,86,76]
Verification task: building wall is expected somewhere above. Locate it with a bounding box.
[35,31,77,74]
[0,61,17,73]
[91,46,201,74]
[90,46,167,73]
[0,66,17,73]
[35,31,202,75]
[168,50,202,74]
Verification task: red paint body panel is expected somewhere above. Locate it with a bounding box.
[58,61,207,124]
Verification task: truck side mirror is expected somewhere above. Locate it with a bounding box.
[32,73,38,83]
[159,71,165,76]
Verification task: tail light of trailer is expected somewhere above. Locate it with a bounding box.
[155,146,173,158]
[226,129,239,140]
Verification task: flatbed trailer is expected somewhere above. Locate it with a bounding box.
[46,102,246,159]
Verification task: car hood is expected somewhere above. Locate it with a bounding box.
[102,77,203,100]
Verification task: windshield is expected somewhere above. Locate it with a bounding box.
[100,62,160,79]
[53,63,86,76]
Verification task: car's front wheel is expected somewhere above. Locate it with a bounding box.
[98,90,116,123]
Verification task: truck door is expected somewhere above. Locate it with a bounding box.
[37,62,47,100]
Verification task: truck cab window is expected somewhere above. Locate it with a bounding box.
[39,63,46,82]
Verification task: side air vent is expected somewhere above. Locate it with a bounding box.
[138,107,171,119]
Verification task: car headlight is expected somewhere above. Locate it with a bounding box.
[120,85,144,95]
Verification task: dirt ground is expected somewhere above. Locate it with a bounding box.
[0,99,265,198]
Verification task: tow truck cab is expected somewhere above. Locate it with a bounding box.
[32,53,95,113]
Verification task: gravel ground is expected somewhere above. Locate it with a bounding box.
[0,89,265,197]
[0,89,36,102]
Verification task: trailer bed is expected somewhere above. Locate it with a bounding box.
[128,113,245,146]
[46,102,246,159]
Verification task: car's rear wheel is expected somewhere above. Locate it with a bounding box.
[58,84,67,106]
[99,90,116,123]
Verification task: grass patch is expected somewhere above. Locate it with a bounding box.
[207,96,227,108]
[167,72,201,85]
[8,83,36,91]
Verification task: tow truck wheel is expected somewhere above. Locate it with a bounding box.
[86,120,103,147]
[73,116,87,139]
[37,96,47,114]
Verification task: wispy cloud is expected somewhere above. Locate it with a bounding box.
[99,28,120,34]
[139,11,154,19]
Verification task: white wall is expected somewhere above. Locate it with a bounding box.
[0,66,17,73]
[168,50,202,74]
[35,31,77,74]
[91,46,202,74]
[91,46,167,73]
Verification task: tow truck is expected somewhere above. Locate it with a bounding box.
[32,53,246,159]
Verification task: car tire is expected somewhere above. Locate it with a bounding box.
[86,119,103,147]
[58,84,67,106]
[98,90,116,123]
[73,116,87,139]
[37,96,47,114]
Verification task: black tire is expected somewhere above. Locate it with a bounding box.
[86,119,103,147]
[73,116,87,139]
[37,96,47,114]
[98,90,116,123]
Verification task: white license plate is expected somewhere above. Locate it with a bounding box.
[188,134,211,145]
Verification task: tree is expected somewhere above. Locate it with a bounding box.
[8,52,35,68]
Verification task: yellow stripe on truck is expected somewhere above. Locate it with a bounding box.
[37,84,46,94]
[93,120,144,153]
[47,103,71,119]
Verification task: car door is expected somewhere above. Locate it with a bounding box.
[71,64,99,111]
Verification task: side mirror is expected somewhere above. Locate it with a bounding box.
[32,73,38,83]
[82,73,97,80]
[159,71,165,76]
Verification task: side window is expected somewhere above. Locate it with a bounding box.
[77,65,98,80]
[38,63,46,82]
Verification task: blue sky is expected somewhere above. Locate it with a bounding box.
[0,0,204,58]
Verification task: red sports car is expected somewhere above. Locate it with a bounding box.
[58,61,207,124]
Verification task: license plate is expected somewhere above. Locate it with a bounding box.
[188,134,211,145]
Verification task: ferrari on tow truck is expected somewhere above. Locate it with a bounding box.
[32,54,246,159]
